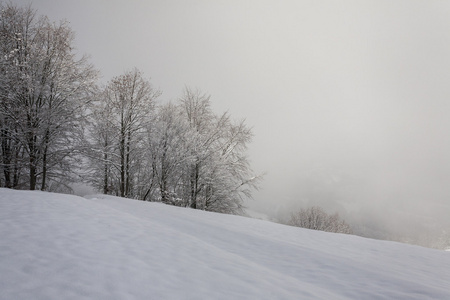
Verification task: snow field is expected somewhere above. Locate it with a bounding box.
[1,188,449,299]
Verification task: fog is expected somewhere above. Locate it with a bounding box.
[14,0,450,248]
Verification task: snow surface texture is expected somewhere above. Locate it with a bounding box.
[1,189,449,299]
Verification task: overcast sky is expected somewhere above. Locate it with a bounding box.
[12,0,450,241]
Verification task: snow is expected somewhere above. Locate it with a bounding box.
[244,208,273,221]
[1,188,449,299]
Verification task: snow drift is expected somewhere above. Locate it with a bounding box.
[0,188,449,299]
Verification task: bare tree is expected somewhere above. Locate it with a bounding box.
[180,88,260,213]
[133,87,260,214]
[141,87,260,214]
[83,91,116,194]
[85,69,160,197]
[178,88,214,209]
[0,3,97,190]
[145,103,192,203]
[0,3,36,189]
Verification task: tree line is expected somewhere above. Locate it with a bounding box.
[0,3,259,214]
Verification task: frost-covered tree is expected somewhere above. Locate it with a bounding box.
[0,4,28,188]
[83,91,115,194]
[178,88,215,209]
[177,88,259,213]
[139,87,259,214]
[85,69,160,197]
[0,3,97,190]
[289,206,352,234]
[85,85,258,214]
[145,102,192,204]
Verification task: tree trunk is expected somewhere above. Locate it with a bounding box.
[41,147,47,191]
[28,132,37,190]
[1,128,12,188]
[120,143,125,197]
[119,111,125,197]
[12,146,22,188]
[160,140,168,203]
[103,153,108,194]
[29,154,37,190]
[41,129,50,191]
[189,162,200,209]
[125,129,131,197]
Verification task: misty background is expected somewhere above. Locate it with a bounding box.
[13,0,450,248]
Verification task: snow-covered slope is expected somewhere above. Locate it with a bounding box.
[1,189,449,299]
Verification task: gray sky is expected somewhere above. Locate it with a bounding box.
[13,0,450,243]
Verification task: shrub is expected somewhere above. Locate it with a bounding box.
[288,206,352,234]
